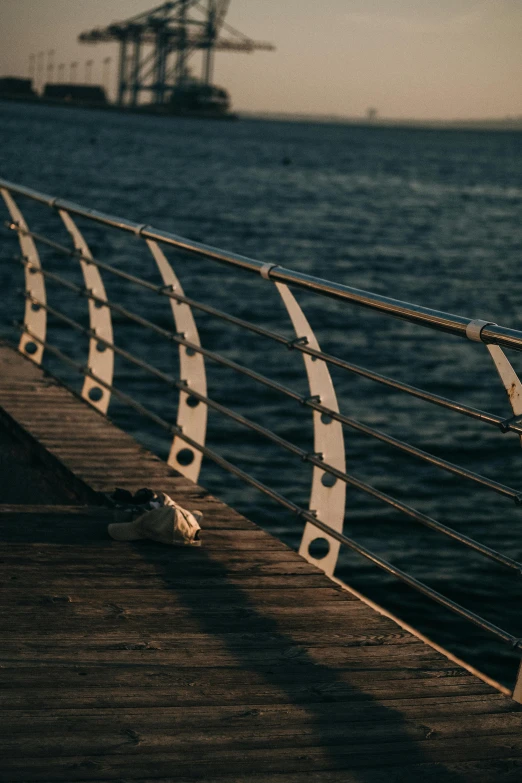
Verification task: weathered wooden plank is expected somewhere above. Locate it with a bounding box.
[0,523,292,548]
[0,592,358,613]
[0,619,436,646]
[0,631,423,655]
[39,759,522,783]
[0,506,257,530]
[0,680,496,711]
[4,711,522,759]
[0,611,391,635]
[0,574,333,590]
[0,633,449,665]
[1,515,263,533]
[0,665,479,689]
[0,586,351,605]
[4,735,522,781]
[0,505,113,515]
[0,550,320,570]
[2,695,517,730]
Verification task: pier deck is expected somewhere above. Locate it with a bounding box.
[1,342,522,782]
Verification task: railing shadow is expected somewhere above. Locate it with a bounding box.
[133,535,474,781]
[0,509,506,779]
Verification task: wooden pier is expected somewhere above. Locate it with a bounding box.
[1,341,522,782]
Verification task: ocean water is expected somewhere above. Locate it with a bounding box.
[1,99,522,686]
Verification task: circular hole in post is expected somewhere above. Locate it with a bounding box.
[24,341,38,355]
[321,472,337,488]
[186,395,200,408]
[96,342,107,352]
[185,347,196,357]
[31,303,41,312]
[320,413,333,425]
[176,448,195,466]
[308,537,330,560]
[88,386,104,402]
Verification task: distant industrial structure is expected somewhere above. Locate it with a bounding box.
[0,77,37,100]
[42,84,108,105]
[0,1,274,118]
[78,0,274,115]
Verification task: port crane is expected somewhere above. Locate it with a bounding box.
[78,1,274,109]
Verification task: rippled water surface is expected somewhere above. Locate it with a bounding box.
[1,100,522,686]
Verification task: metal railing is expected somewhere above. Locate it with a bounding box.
[2,176,522,699]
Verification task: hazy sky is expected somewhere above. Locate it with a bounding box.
[0,0,520,119]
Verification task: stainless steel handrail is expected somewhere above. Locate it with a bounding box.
[14,323,522,654]
[18,260,522,502]
[24,293,522,573]
[22,296,522,575]
[3,176,522,352]
[9,225,520,435]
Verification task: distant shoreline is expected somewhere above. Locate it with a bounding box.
[1,95,521,131]
[238,110,522,132]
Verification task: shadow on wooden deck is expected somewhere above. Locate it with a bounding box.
[2,506,521,781]
[1,342,522,780]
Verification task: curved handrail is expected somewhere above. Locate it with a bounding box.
[2,176,522,352]
[18,261,522,502]
[23,293,522,575]
[9,224,522,435]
